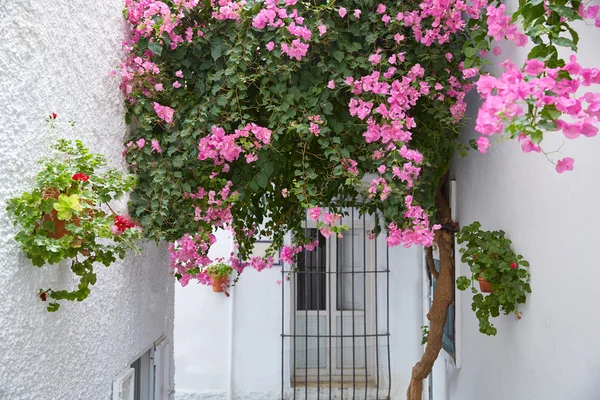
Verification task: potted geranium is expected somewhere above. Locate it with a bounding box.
[456,221,531,335]
[205,262,233,293]
[6,128,142,312]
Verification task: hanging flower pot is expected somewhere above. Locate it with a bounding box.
[211,276,228,292]
[206,262,233,293]
[42,188,81,240]
[478,275,492,293]
[7,137,142,312]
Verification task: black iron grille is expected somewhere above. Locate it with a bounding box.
[281,210,391,399]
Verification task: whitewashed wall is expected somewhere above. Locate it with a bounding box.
[0,1,174,399]
[174,227,423,399]
[447,16,600,400]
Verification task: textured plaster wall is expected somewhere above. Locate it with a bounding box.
[447,17,600,400]
[0,1,174,399]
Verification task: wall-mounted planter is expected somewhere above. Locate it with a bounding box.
[478,276,492,293]
[211,276,227,292]
[42,188,81,239]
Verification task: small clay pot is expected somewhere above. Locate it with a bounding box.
[478,278,492,293]
[42,189,80,240]
[211,276,228,292]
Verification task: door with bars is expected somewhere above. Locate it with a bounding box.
[281,212,391,399]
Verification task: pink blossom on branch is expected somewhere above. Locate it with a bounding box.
[555,157,575,174]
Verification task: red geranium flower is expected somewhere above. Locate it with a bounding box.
[72,173,90,182]
[510,262,517,269]
[113,215,136,232]
[50,113,57,120]
[40,292,47,302]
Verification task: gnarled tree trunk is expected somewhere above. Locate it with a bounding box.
[406,185,455,400]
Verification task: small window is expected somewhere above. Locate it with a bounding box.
[113,338,172,400]
[113,368,135,400]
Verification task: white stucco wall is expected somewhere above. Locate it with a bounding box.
[174,228,423,400]
[447,17,600,400]
[0,1,174,399]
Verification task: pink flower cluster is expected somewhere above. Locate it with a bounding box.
[231,256,275,273]
[280,244,303,264]
[577,4,600,27]
[153,102,175,124]
[386,196,440,248]
[485,4,528,47]
[198,123,272,167]
[192,181,236,227]
[120,0,207,101]
[168,233,216,286]
[251,0,312,61]
[211,0,246,20]
[474,57,600,171]
[399,0,487,46]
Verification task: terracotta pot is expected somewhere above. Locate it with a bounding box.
[478,278,492,293]
[211,276,228,292]
[42,189,81,240]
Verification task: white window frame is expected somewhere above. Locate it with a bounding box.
[113,336,172,400]
[290,218,378,383]
[153,336,173,400]
[113,367,135,400]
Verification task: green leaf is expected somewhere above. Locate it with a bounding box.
[333,50,344,63]
[148,41,163,56]
[42,221,55,233]
[530,130,544,144]
[463,47,476,58]
[457,276,471,291]
[553,37,576,50]
[549,5,577,20]
[53,194,82,220]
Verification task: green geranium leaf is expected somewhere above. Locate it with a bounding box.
[53,194,82,221]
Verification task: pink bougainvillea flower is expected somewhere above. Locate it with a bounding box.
[153,102,175,124]
[476,136,491,153]
[320,227,333,238]
[555,157,575,173]
[173,81,182,89]
[524,59,545,76]
[353,9,361,18]
[338,7,347,17]
[136,138,146,148]
[308,207,322,221]
[151,139,162,153]
[318,24,327,36]
[327,80,335,89]
[266,41,275,51]
[518,134,541,153]
[175,70,184,78]
[155,83,164,91]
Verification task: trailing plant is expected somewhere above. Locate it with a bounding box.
[206,262,233,280]
[118,0,598,397]
[456,221,531,336]
[6,120,142,312]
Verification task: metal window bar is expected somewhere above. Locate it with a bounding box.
[282,209,391,399]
